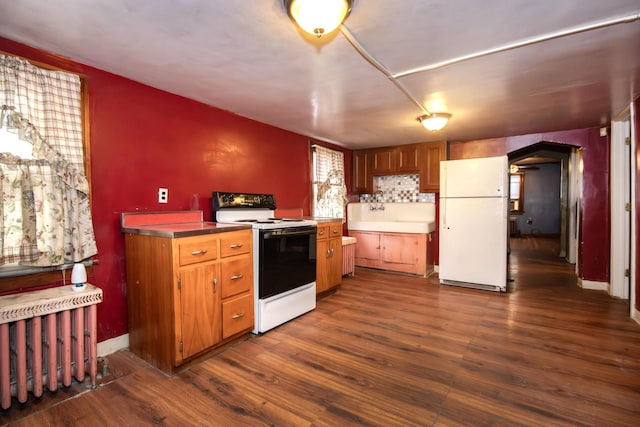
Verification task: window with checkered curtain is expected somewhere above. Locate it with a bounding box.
[0,54,97,267]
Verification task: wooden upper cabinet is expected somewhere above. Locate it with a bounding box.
[371,148,395,174]
[352,141,447,194]
[396,144,420,172]
[419,140,447,193]
[353,151,371,194]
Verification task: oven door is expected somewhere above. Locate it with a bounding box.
[258,226,317,299]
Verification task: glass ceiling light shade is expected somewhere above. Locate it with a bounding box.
[285,0,354,38]
[418,112,452,131]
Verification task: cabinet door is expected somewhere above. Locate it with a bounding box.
[420,141,446,193]
[178,263,221,360]
[353,151,371,194]
[351,231,381,260]
[316,237,343,294]
[316,239,332,294]
[397,144,420,172]
[381,234,420,265]
[371,148,395,174]
[328,237,343,287]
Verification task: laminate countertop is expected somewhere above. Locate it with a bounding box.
[121,221,252,239]
[121,211,251,239]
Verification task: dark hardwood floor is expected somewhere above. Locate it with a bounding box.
[3,236,640,426]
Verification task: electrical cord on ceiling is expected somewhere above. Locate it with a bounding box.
[340,11,640,117]
[340,25,431,116]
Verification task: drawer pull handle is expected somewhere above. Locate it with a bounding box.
[332,229,339,234]
[319,231,325,235]
[231,274,244,280]
[191,249,208,256]
[213,277,218,292]
[231,312,245,319]
[230,244,243,248]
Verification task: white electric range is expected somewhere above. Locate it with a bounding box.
[212,192,317,334]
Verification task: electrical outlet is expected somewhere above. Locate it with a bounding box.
[158,188,168,203]
[526,217,533,225]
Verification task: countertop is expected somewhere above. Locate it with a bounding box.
[307,217,343,223]
[122,221,252,238]
[120,211,341,239]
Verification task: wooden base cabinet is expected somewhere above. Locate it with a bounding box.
[316,221,343,295]
[349,230,434,277]
[124,229,253,373]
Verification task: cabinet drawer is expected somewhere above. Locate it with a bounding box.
[317,225,330,240]
[220,256,252,299]
[220,231,251,257]
[328,222,342,237]
[178,236,218,266]
[222,293,254,339]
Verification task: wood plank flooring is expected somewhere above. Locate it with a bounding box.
[2,236,640,426]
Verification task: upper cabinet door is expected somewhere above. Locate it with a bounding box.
[420,141,446,193]
[396,144,420,172]
[353,151,371,194]
[371,148,395,174]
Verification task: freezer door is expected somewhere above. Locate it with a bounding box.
[441,156,508,198]
[439,197,507,289]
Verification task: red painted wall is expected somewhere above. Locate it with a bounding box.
[0,37,352,342]
[448,128,610,283]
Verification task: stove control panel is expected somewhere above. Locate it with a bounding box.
[212,192,277,215]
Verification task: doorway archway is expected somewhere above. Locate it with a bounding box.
[508,142,578,265]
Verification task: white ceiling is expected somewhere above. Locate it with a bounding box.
[1,0,639,149]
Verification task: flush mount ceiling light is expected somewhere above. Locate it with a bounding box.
[284,0,354,38]
[418,112,452,132]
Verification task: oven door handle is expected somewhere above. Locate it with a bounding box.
[262,228,315,238]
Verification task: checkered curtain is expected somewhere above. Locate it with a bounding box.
[313,145,346,219]
[0,54,97,266]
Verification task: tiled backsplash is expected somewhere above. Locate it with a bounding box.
[359,174,436,203]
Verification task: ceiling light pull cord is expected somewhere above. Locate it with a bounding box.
[340,25,430,116]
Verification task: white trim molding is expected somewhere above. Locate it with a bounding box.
[578,278,609,292]
[632,305,640,326]
[97,333,129,357]
[610,119,632,299]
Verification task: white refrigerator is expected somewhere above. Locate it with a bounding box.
[439,156,508,292]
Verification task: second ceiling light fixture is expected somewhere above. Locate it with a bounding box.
[283,0,451,132]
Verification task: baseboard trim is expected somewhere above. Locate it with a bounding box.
[632,306,640,325]
[434,265,439,273]
[578,278,609,292]
[97,333,129,357]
